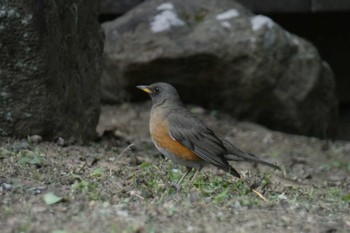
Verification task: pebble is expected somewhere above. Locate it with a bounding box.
[0,182,12,192]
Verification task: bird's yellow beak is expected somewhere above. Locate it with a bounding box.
[137,85,153,94]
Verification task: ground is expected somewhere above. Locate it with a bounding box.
[1,102,349,233]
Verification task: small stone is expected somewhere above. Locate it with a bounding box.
[28,135,43,144]
[57,137,65,146]
[12,141,30,151]
[28,186,47,195]
[116,210,129,217]
[0,182,12,192]
[89,200,96,207]
[32,205,47,213]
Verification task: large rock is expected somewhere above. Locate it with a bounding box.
[102,0,338,138]
[236,0,350,13]
[0,1,103,141]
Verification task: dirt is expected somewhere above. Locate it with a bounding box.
[1,102,349,233]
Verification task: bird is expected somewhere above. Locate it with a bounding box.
[137,82,280,185]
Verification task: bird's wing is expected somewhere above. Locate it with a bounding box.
[167,109,240,177]
[221,138,281,170]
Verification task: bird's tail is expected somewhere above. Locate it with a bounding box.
[221,138,281,170]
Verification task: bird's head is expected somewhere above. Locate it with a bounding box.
[137,82,182,107]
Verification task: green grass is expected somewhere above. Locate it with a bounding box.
[1,138,349,233]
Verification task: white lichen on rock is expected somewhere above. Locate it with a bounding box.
[251,15,274,31]
[157,3,174,11]
[21,14,33,25]
[151,3,185,33]
[221,21,231,29]
[216,9,239,21]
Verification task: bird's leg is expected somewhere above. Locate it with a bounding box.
[170,167,192,191]
[176,167,192,185]
[241,178,269,202]
[189,169,201,186]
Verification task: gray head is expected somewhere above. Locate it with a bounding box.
[137,82,182,107]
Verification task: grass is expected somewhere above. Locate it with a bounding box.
[1,138,349,233]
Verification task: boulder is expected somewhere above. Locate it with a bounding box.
[0,1,103,141]
[102,0,338,138]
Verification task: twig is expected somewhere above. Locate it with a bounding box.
[252,188,269,202]
[110,143,135,177]
[114,143,135,164]
[109,143,135,175]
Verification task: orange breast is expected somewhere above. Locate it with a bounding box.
[151,114,200,161]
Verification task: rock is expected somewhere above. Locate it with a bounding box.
[9,141,30,152]
[102,0,337,138]
[0,1,103,141]
[56,137,66,147]
[0,182,12,192]
[101,0,144,15]
[236,0,350,13]
[28,135,43,144]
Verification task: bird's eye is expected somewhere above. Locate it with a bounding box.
[154,87,160,93]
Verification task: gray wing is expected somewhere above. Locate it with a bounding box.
[167,109,240,177]
[221,138,281,170]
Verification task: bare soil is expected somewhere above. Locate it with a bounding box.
[1,102,349,233]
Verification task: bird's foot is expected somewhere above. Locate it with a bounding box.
[169,182,182,192]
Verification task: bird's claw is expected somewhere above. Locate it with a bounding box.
[169,182,182,191]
